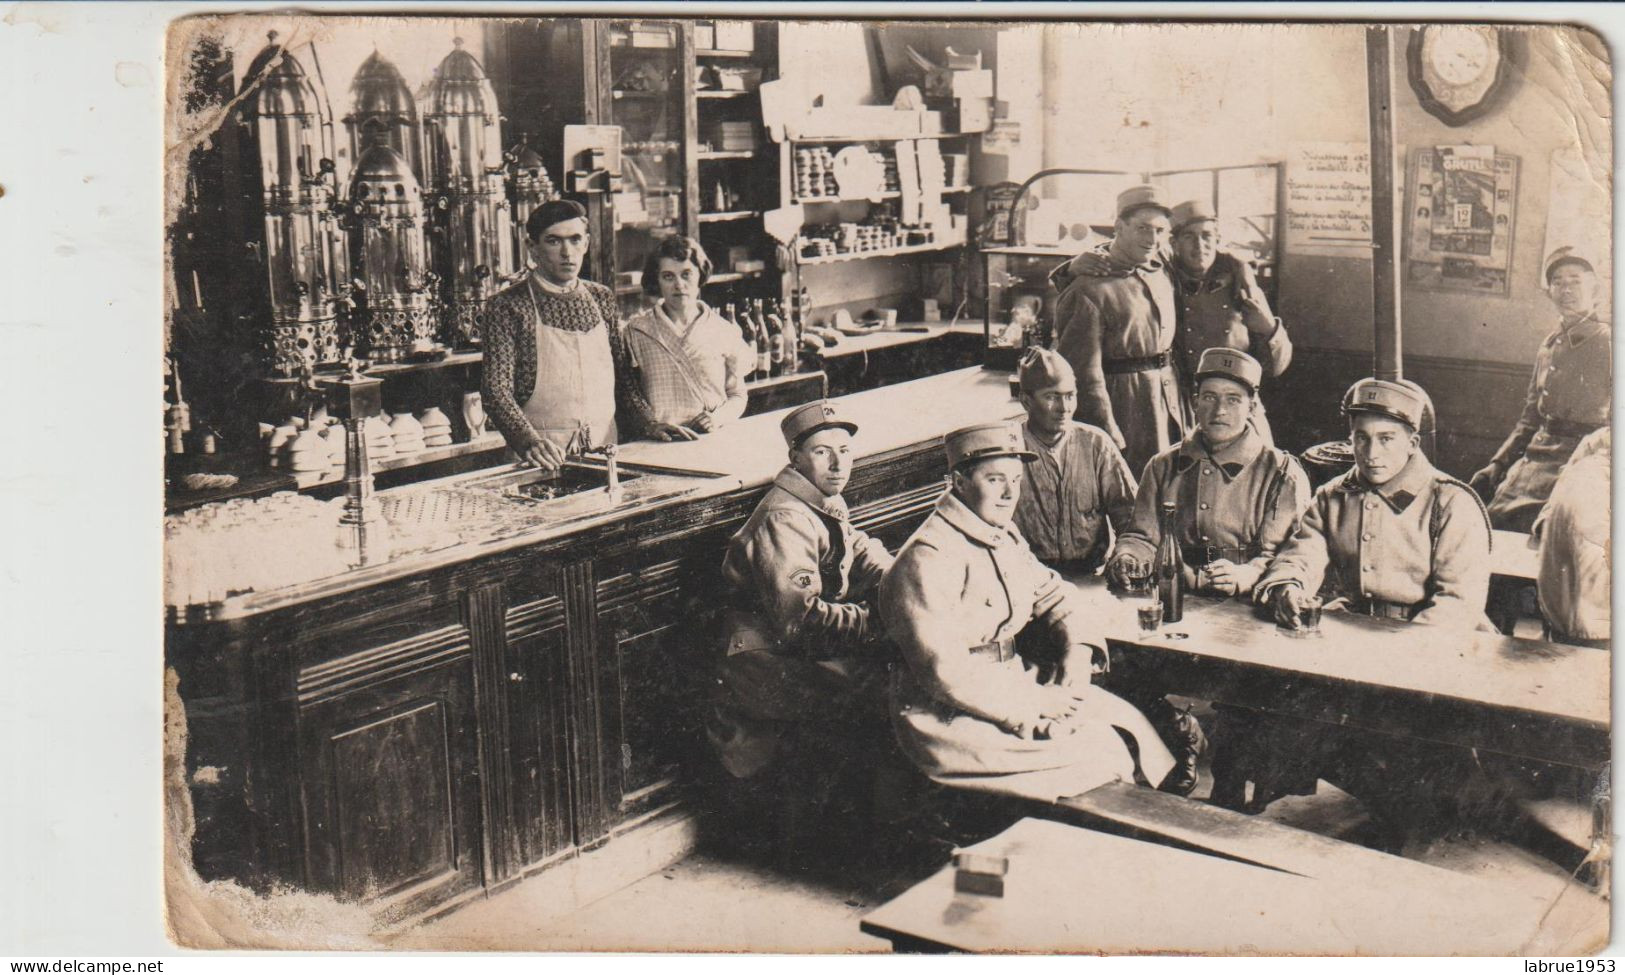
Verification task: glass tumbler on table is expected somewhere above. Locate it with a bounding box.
[1123,565,1161,633]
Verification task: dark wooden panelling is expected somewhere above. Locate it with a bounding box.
[561,560,610,848]
[296,652,484,915]
[503,604,574,866]
[466,582,518,884]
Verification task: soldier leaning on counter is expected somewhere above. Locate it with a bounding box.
[881,422,1181,802]
[707,401,895,782]
[1470,247,1612,533]
[1251,379,1495,838]
[1064,200,1293,444]
[1010,347,1138,576]
[1105,348,1311,808]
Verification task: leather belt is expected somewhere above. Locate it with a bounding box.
[1543,417,1603,440]
[1183,543,1251,566]
[1102,351,1172,375]
[969,637,1017,662]
[1350,598,1412,621]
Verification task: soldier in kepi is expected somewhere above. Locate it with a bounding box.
[707,401,894,782]
[1470,247,1612,533]
[1010,347,1138,577]
[1251,379,1494,838]
[1049,185,1186,475]
[1061,199,1293,443]
[1106,348,1312,810]
[881,421,1179,803]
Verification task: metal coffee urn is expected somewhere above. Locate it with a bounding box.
[344,50,423,181]
[505,137,559,271]
[344,146,440,362]
[238,31,350,377]
[421,37,515,348]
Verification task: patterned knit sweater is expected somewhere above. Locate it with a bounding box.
[479,276,655,449]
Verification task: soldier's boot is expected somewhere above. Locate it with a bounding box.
[1154,703,1207,798]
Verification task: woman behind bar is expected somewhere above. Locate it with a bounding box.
[624,236,752,441]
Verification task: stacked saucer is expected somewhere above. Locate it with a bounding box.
[365,415,396,459]
[389,412,426,455]
[418,407,454,448]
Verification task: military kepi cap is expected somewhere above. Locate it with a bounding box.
[1342,378,1426,429]
[1018,347,1076,395]
[781,400,858,447]
[1171,198,1218,234]
[1116,184,1172,220]
[945,421,1038,469]
[1194,347,1263,392]
[1544,245,1595,283]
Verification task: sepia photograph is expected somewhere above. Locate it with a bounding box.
[7,2,1619,962]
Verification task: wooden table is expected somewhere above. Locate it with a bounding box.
[1060,580,1609,771]
[859,817,1600,955]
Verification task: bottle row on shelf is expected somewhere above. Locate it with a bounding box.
[797,218,942,259]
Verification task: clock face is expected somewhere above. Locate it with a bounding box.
[1426,27,1492,87]
[1416,26,1505,117]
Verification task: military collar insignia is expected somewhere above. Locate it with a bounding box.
[773,465,849,521]
[1337,455,1433,513]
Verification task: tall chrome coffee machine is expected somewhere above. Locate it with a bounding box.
[237,32,350,377]
[342,52,440,362]
[505,137,559,272]
[421,38,515,348]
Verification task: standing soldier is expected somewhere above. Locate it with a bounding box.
[1011,347,1138,576]
[1165,200,1293,443]
[708,401,894,781]
[881,421,1180,802]
[1051,185,1186,475]
[1471,247,1611,533]
[1106,348,1312,809]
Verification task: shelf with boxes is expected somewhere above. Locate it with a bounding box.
[788,135,971,265]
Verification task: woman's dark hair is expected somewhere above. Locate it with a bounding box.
[526,198,589,241]
[641,234,713,296]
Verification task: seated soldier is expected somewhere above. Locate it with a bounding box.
[1252,378,1494,841]
[708,401,894,781]
[1106,348,1311,809]
[1534,426,1611,649]
[881,421,1179,803]
[1011,347,1138,577]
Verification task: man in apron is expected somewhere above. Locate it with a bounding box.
[1050,185,1188,476]
[480,199,657,470]
[881,421,1178,803]
[1470,247,1611,533]
[707,401,895,780]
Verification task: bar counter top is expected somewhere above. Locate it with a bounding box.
[166,367,1022,622]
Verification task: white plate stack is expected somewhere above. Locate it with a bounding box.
[418,407,454,448]
[365,415,396,460]
[389,412,426,455]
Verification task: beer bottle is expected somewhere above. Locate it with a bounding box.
[1156,500,1185,624]
[750,300,772,378]
[768,299,796,375]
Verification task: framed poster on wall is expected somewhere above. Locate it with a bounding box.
[1405,145,1519,295]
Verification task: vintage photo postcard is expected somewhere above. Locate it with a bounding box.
[159,10,1612,954]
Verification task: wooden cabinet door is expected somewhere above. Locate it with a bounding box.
[594,555,709,827]
[295,622,485,920]
[501,592,575,867]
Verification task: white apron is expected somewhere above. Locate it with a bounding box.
[520,283,619,450]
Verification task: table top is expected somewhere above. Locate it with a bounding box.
[859,817,1600,955]
[1065,580,1608,734]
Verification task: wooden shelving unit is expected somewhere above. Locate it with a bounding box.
[697,209,759,223]
[797,239,965,266]
[696,149,757,161]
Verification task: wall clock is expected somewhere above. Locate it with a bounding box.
[1407,26,1515,126]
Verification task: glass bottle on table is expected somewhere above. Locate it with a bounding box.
[1155,500,1185,624]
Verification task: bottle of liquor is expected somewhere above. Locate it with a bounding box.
[1156,500,1185,624]
[757,299,784,377]
[768,299,795,375]
[753,301,773,380]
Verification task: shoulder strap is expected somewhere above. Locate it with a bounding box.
[1430,475,1493,555]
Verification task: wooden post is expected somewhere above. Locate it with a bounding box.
[1366,26,1402,381]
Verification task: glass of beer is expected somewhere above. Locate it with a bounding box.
[1284,594,1323,638]
[1123,564,1160,633]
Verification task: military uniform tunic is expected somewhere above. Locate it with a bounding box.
[710,465,894,777]
[1011,421,1138,573]
[1171,253,1293,444]
[1052,247,1188,476]
[880,491,1175,801]
[1257,454,1493,630]
[1487,312,1612,532]
[1114,427,1310,591]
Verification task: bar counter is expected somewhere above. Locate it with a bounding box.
[166,366,1022,924]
